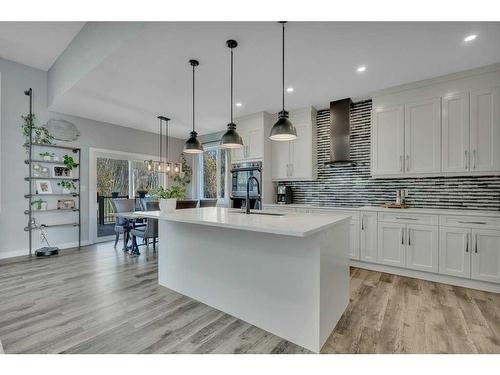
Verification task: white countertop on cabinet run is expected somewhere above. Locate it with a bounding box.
[263,203,500,217]
[141,207,350,237]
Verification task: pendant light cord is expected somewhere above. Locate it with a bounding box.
[159,117,162,164]
[282,21,285,113]
[192,64,195,133]
[166,119,169,161]
[230,46,234,123]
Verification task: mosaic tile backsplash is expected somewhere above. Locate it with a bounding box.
[280,100,500,211]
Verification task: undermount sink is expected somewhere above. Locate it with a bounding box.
[235,211,285,217]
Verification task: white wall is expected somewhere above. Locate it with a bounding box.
[0,57,184,259]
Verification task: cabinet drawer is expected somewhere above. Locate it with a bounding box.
[378,212,438,225]
[439,215,500,230]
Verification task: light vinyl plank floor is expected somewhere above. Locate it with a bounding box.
[0,242,499,354]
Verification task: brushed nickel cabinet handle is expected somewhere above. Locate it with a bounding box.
[361,215,365,230]
[401,227,405,245]
[458,221,487,225]
[465,233,469,253]
[399,155,403,172]
[396,217,418,220]
[464,150,468,170]
[408,227,411,246]
[473,150,477,169]
[475,233,478,253]
[406,155,409,171]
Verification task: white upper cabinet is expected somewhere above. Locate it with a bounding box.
[371,66,500,177]
[231,113,267,162]
[442,92,470,173]
[404,98,441,174]
[470,87,500,172]
[271,107,317,181]
[371,105,404,176]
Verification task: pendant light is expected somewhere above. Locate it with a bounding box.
[184,59,204,154]
[220,40,243,149]
[269,21,297,141]
[146,116,175,173]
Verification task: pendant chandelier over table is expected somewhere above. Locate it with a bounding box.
[145,116,181,175]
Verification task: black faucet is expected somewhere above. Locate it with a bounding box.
[245,176,261,214]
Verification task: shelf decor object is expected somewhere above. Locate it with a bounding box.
[145,116,182,175]
[220,40,244,149]
[24,88,81,257]
[269,21,297,141]
[183,59,204,154]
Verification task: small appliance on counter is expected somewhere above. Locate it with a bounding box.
[276,185,293,205]
[382,189,409,208]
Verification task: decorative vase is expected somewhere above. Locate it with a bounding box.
[43,155,52,161]
[160,198,177,213]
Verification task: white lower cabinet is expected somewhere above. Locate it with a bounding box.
[471,229,500,283]
[377,222,406,267]
[406,224,439,272]
[360,212,378,262]
[349,220,360,260]
[439,227,471,278]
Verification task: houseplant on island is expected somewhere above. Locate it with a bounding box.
[151,185,186,213]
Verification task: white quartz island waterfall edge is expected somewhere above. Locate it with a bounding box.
[142,208,351,353]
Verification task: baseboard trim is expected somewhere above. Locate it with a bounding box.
[350,260,500,294]
[0,240,91,260]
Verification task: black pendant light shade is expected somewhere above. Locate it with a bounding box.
[220,40,243,149]
[184,59,204,154]
[270,21,297,141]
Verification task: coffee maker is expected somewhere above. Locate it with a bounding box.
[277,185,293,205]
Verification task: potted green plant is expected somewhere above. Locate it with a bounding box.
[40,151,55,161]
[63,154,77,170]
[31,198,47,211]
[57,180,77,194]
[151,185,186,213]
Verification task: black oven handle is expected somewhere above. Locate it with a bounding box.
[231,167,262,173]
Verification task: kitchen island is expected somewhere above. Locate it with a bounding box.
[142,207,351,353]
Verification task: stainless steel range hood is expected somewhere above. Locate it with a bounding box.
[325,98,356,166]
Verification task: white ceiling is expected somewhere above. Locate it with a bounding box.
[24,22,500,137]
[0,22,84,70]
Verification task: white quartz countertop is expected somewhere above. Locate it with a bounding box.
[141,207,350,237]
[263,204,500,217]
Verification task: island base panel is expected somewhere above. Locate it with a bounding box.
[158,220,349,353]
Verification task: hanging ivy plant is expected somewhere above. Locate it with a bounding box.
[21,114,54,145]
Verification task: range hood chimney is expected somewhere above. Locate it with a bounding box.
[326,98,356,166]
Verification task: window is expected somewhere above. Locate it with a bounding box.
[199,143,226,199]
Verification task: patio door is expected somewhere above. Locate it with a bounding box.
[89,148,165,243]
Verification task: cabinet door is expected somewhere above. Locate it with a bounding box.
[290,123,313,179]
[231,129,249,162]
[442,92,470,173]
[471,229,500,283]
[247,127,264,160]
[406,224,438,273]
[439,227,471,278]
[360,212,378,263]
[470,87,500,172]
[372,105,405,175]
[271,140,291,180]
[349,220,360,260]
[377,222,406,267]
[405,98,441,174]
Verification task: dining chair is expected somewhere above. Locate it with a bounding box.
[111,198,136,251]
[176,200,199,209]
[130,216,158,255]
[199,199,217,208]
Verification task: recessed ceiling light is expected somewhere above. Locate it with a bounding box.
[235,102,242,107]
[286,87,294,93]
[464,34,477,42]
[357,65,367,73]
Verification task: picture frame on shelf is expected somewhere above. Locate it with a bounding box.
[57,199,75,209]
[52,165,72,178]
[35,180,52,195]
